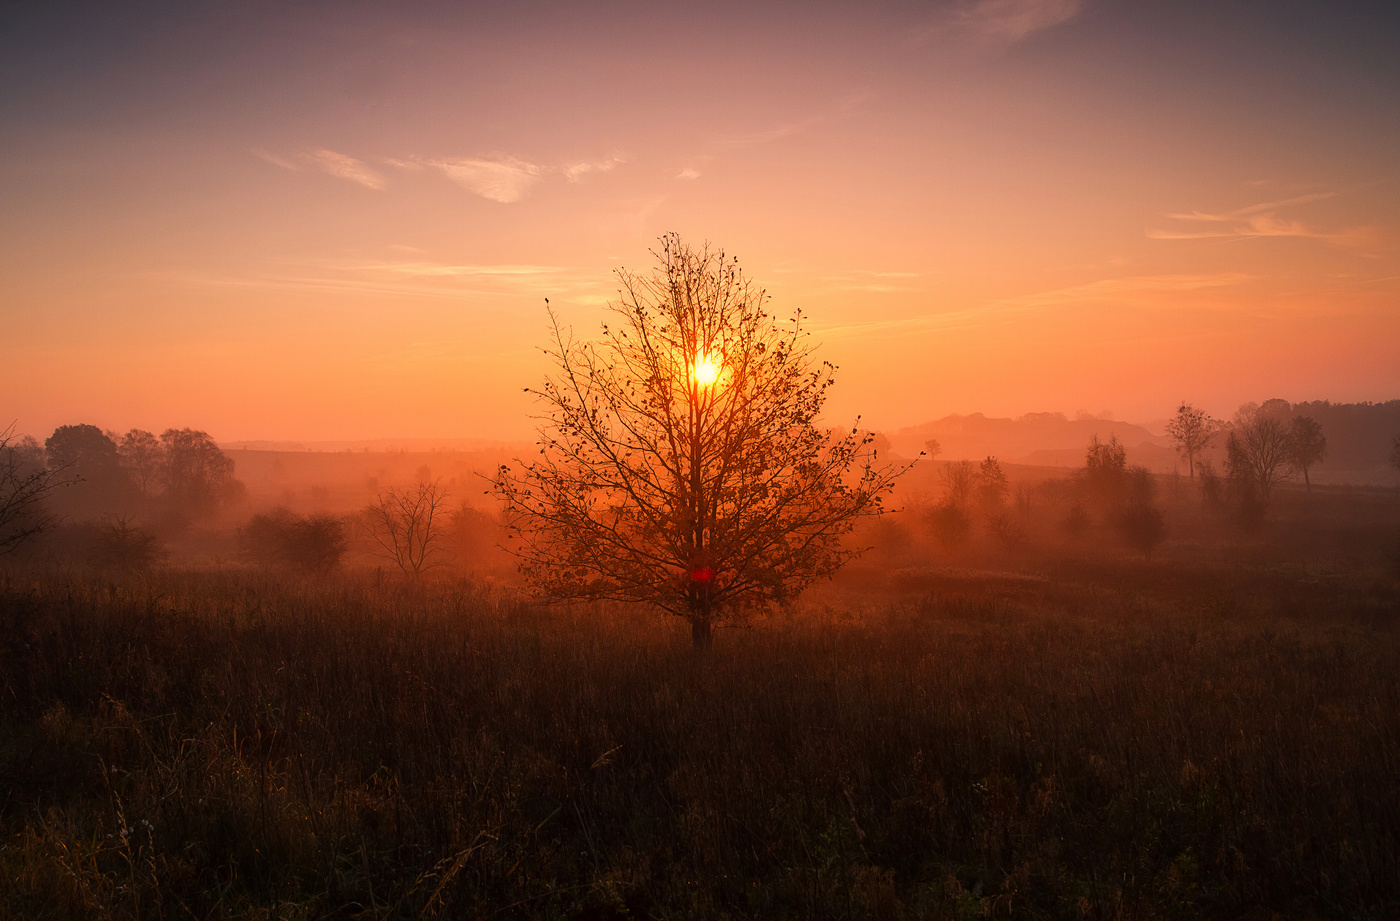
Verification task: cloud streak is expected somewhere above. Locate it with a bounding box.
[1150,192,1388,250]
[427,155,542,203]
[813,273,1252,341]
[563,156,626,182]
[307,149,386,190]
[955,0,1085,42]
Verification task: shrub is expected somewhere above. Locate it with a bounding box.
[239,508,347,572]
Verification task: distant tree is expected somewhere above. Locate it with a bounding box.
[977,456,1008,516]
[1197,459,1225,510]
[365,481,449,579]
[1389,434,1400,474]
[1,424,66,555]
[1114,467,1166,560]
[1288,416,1326,492]
[940,460,977,509]
[89,517,164,570]
[923,438,942,461]
[1226,407,1293,503]
[160,428,239,516]
[446,503,506,568]
[926,502,972,552]
[117,429,164,497]
[1164,403,1221,479]
[46,424,129,517]
[1082,434,1128,510]
[241,508,348,573]
[929,459,977,551]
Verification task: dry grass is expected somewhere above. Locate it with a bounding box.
[1,559,1397,919]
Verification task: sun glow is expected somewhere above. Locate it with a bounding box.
[692,352,721,387]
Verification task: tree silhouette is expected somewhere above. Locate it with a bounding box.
[46,423,129,517]
[1,424,66,555]
[364,481,449,579]
[1164,403,1220,480]
[1288,416,1326,492]
[160,428,238,516]
[494,235,905,648]
[1226,407,1293,504]
[117,429,164,497]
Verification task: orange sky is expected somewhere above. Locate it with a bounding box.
[2,1,1397,442]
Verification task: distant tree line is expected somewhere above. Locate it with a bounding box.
[0,421,243,559]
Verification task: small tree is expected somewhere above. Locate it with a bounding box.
[977,456,1008,516]
[493,235,905,648]
[1391,434,1400,473]
[1226,407,1293,503]
[939,460,977,509]
[365,481,449,579]
[1115,467,1166,560]
[1288,416,1326,492]
[1082,434,1128,511]
[1164,403,1220,480]
[923,438,942,461]
[1,424,66,555]
[928,460,976,552]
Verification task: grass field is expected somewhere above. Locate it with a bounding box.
[3,536,1398,919]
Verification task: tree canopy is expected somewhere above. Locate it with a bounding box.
[494,235,906,647]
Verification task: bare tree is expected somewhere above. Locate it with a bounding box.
[493,234,905,648]
[1164,403,1220,480]
[923,438,942,461]
[1,423,67,555]
[364,480,449,579]
[1289,416,1326,492]
[1226,407,1293,503]
[939,460,977,509]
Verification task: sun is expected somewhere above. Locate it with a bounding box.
[692,352,721,387]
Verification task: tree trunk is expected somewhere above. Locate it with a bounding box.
[690,615,712,650]
[1303,468,1311,492]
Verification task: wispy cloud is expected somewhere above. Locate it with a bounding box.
[1150,192,1388,250]
[716,93,871,149]
[250,148,300,171]
[815,269,923,293]
[307,149,386,190]
[1161,192,1335,222]
[813,273,1251,341]
[955,0,1085,42]
[158,259,602,302]
[563,156,626,182]
[994,273,1253,307]
[426,156,542,203]
[351,262,570,279]
[673,166,702,181]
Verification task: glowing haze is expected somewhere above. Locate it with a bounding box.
[2,1,1397,442]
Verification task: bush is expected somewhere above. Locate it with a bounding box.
[1115,502,1166,560]
[238,508,347,572]
[90,518,164,570]
[926,502,972,552]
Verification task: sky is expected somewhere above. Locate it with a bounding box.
[2,0,1397,443]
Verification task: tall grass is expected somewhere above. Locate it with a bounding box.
[1,564,1397,919]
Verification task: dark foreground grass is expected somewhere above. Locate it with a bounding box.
[1,564,1397,920]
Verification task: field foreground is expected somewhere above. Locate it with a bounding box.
[2,564,1397,919]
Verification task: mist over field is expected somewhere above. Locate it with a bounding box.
[4,1,1400,918]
